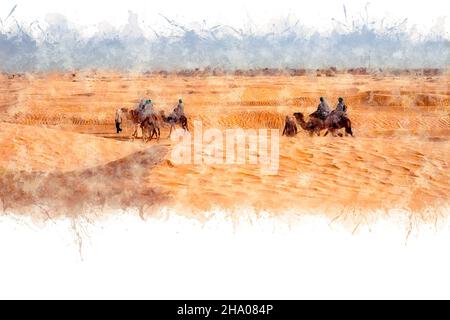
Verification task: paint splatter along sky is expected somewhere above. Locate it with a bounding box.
[1,0,449,71]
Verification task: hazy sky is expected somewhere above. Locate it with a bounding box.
[1,0,448,34]
[1,0,448,70]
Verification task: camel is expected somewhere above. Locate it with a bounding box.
[141,113,161,142]
[293,112,322,136]
[119,107,188,140]
[118,108,143,139]
[293,111,353,137]
[159,110,189,138]
[282,115,298,137]
[322,111,354,137]
[119,108,159,141]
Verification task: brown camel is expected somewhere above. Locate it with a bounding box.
[141,113,161,142]
[322,111,354,137]
[293,112,322,136]
[282,115,298,137]
[119,108,160,141]
[293,111,353,137]
[159,110,189,138]
[119,108,143,139]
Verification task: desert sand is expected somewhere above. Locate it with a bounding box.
[0,71,449,219]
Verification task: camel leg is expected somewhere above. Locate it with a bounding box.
[324,130,329,136]
[346,126,354,137]
[131,125,139,141]
[143,127,149,143]
[136,124,142,138]
[167,124,174,138]
[344,119,354,137]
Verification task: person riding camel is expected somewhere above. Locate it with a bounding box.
[144,99,154,113]
[314,97,331,120]
[137,98,145,111]
[173,98,185,120]
[334,97,347,113]
[137,98,154,120]
[136,98,153,112]
[327,97,349,125]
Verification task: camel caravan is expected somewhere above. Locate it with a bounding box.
[114,96,353,143]
[114,98,189,142]
[283,97,354,137]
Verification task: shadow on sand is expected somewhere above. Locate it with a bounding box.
[0,145,169,218]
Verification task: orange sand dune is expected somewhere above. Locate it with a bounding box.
[0,122,148,172]
[0,72,449,218]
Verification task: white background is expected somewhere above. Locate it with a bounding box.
[0,0,449,300]
[1,0,448,34]
[1,209,450,299]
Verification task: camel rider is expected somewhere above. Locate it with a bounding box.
[136,98,151,111]
[328,97,348,125]
[335,97,347,112]
[138,99,154,118]
[137,98,146,111]
[144,99,154,113]
[316,97,331,120]
[173,99,184,119]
